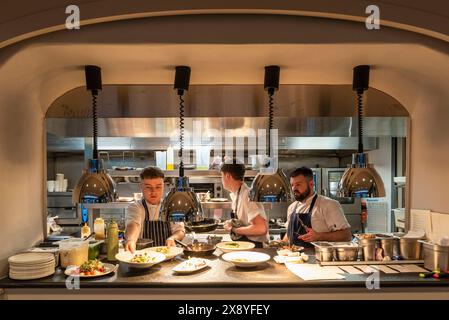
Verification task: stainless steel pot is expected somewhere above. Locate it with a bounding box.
[421,241,449,271]
[378,237,398,258]
[312,242,334,262]
[359,238,376,261]
[399,238,422,260]
[185,218,220,233]
[182,242,217,257]
[334,247,360,261]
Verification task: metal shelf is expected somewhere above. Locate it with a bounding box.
[319,259,424,266]
[107,169,260,178]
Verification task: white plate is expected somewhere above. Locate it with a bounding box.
[172,258,210,274]
[276,249,301,257]
[216,241,255,253]
[273,255,305,264]
[8,253,54,265]
[222,251,271,268]
[117,197,134,202]
[9,260,55,268]
[64,263,117,278]
[115,250,166,269]
[143,246,183,260]
[9,268,55,280]
[209,198,229,202]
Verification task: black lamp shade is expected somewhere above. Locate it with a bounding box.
[264,65,280,93]
[85,65,102,93]
[353,65,370,93]
[174,66,191,93]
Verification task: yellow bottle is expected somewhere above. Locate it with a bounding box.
[81,223,91,238]
[94,218,105,240]
[107,219,118,261]
[167,146,174,170]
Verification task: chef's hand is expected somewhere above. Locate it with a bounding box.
[125,240,136,253]
[165,237,175,247]
[298,227,320,242]
[224,220,233,232]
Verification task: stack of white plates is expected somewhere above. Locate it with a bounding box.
[8,253,56,280]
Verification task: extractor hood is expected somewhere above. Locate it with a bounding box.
[46,84,407,153]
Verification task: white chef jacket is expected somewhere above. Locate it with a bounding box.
[229,183,269,243]
[125,200,185,241]
[285,193,351,233]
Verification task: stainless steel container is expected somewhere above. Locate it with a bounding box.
[378,237,398,258]
[359,238,376,261]
[422,241,449,271]
[334,247,360,261]
[312,242,334,262]
[399,238,422,260]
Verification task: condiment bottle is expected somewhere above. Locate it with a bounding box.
[94,217,105,240]
[81,223,91,238]
[167,146,174,170]
[107,219,119,261]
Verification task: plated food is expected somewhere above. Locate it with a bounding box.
[222,251,271,268]
[144,246,183,260]
[64,260,117,278]
[172,258,210,274]
[268,241,304,252]
[115,250,166,269]
[355,233,376,240]
[274,252,309,264]
[216,241,255,253]
[130,252,157,263]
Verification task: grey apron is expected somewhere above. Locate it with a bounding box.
[141,199,172,247]
[287,194,318,247]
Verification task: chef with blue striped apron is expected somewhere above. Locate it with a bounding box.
[124,167,185,253]
[141,199,172,246]
[283,167,352,245]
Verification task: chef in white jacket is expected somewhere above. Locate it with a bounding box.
[124,167,185,253]
[283,166,352,246]
[220,161,269,247]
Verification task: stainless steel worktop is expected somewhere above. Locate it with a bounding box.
[1,249,447,289]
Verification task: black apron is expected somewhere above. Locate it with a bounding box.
[141,199,172,247]
[230,185,264,248]
[287,194,318,247]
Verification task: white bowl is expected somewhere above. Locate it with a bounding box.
[115,250,165,269]
[222,251,271,268]
[143,246,183,260]
[216,241,255,253]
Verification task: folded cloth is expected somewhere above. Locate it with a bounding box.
[230,219,247,241]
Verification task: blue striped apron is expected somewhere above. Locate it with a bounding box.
[141,199,172,247]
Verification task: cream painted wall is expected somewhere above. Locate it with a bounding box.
[0,13,448,278]
[0,93,45,277]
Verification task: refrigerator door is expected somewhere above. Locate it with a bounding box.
[311,168,322,195]
[322,168,346,198]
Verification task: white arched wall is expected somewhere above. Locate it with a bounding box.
[0,13,448,277]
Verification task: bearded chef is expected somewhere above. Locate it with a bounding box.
[283,167,352,246]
